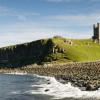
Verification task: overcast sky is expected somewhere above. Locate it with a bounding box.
[0,0,100,47]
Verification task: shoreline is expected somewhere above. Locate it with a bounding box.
[0,61,100,91]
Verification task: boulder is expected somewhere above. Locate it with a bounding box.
[86,84,98,91]
[45,89,50,92]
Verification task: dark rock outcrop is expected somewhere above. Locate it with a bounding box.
[45,89,50,92]
[0,39,56,67]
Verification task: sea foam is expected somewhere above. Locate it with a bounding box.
[30,75,100,99]
[5,72,27,75]
[9,74,100,99]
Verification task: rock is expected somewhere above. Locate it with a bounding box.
[86,84,98,91]
[47,82,51,84]
[45,89,49,92]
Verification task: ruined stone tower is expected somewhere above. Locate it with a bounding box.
[92,23,100,44]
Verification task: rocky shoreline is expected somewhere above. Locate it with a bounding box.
[1,61,100,91]
[55,75,100,91]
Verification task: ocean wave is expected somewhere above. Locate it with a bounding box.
[30,75,100,100]
[9,74,100,99]
[5,72,27,75]
[10,91,21,94]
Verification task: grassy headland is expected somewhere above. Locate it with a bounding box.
[0,36,100,67]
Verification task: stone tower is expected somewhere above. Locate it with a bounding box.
[92,23,100,44]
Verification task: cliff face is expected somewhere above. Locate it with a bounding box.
[0,39,55,67]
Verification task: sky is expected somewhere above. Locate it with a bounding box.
[0,0,100,47]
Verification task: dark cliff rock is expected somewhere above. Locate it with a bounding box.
[0,39,56,68]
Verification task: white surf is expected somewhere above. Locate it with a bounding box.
[29,75,100,100]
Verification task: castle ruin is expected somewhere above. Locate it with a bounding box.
[92,23,100,43]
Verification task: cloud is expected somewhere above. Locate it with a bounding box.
[0,6,9,12]
[45,13,100,26]
[11,12,40,21]
[0,20,92,48]
[0,5,40,21]
[0,22,60,47]
[0,5,96,47]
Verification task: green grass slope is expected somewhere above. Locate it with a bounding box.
[0,36,100,67]
[44,36,100,63]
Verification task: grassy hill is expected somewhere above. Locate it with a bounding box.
[0,36,100,67]
[44,36,100,63]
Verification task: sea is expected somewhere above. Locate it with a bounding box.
[0,73,100,100]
